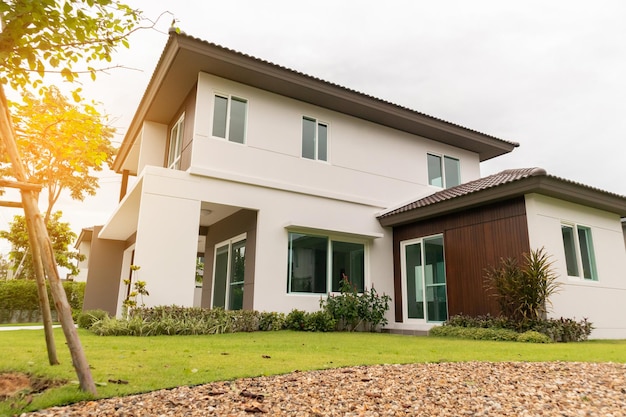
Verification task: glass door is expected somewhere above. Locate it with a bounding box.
[211,235,246,310]
[401,235,448,322]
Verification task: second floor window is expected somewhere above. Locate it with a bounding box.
[428,153,460,188]
[302,117,328,161]
[167,113,185,169]
[212,94,247,144]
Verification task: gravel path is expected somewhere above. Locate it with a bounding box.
[22,362,626,416]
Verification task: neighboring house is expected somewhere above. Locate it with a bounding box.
[378,168,626,339]
[81,30,626,338]
[72,227,93,282]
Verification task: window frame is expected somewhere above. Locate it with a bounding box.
[561,223,598,281]
[210,233,247,310]
[301,116,329,162]
[427,153,460,188]
[167,113,185,170]
[211,93,248,144]
[400,234,448,323]
[287,231,366,295]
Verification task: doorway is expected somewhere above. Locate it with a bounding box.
[211,234,246,310]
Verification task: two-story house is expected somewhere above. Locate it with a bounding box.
[81,30,626,338]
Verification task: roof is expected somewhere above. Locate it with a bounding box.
[74,227,94,249]
[378,167,626,227]
[113,30,519,174]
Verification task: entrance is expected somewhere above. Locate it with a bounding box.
[401,235,448,322]
[211,234,246,310]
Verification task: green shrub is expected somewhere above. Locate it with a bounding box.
[517,330,552,343]
[444,314,514,330]
[285,309,307,331]
[229,310,260,332]
[76,309,109,329]
[304,310,336,332]
[440,314,592,343]
[529,317,593,342]
[0,280,85,323]
[258,311,286,331]
[429,325,519,341]
[320,280,391,331]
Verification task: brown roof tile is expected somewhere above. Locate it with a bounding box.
[379,167,548,218]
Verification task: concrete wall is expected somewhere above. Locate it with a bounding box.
[525,193,626,339]
[82,226,126,316]
[192,72,481,208]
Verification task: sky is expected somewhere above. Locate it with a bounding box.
[1,0,625,254]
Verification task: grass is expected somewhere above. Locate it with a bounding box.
[1,328,625,415]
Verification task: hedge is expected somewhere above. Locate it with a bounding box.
[0,279,85,323]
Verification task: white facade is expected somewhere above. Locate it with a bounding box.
[525,193,626,339]
[90,33,517,331]
[99,67,482,323]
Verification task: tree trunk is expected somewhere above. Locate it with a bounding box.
[24,206,59,365]
[0,84,96,394]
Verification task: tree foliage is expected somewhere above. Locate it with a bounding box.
[0,85,116,220]
[0,211,84,279]
[0,0,142,94]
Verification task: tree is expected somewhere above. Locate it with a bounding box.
[1,86,115,222]
[1,211,83,279]
[0,0,144,394]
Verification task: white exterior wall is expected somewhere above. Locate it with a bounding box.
[74,241,90,282]
[194,72,480,207]
[104,70,484,326]
[129,172,201,308]
[124,166,395,322]
[525,193,626,339]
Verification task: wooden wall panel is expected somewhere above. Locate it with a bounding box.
[392,197,531,322]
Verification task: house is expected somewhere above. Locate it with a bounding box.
[378,168,626,339]
[81,30,626,338]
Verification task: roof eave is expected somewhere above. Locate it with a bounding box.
[379,176,626,227]
[113,33,518,172]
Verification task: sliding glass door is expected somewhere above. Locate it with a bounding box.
[401,235,447,322]
[212,234,246,310]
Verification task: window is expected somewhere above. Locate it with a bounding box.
[561,224,598,280]
[401,235,447,322]
[212,94,247,144]
[287,232,365,293]
[302,117,328,161]
[167,114,185,169]
[427,153,460,188]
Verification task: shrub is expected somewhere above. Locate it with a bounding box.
[258,312,286,331]
[320,280,391,331]
[304,310,336,332]
[230,310,260,332]
[444,314,513,330]
[529,317,593,342]
[76,309,109,329]
[441,314,593,343]
[0,280,85,323]
[285,309,307,331]
[484,247,561,329]
[429,326,519,341]
[517,330,552,343]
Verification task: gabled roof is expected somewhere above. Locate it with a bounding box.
[113,30,519,174]
[378,167,626,227]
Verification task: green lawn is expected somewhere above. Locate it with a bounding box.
[2,328,625,414]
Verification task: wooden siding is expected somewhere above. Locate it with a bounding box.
[392,197,531,322]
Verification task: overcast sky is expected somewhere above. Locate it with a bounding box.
[2,0,625,253]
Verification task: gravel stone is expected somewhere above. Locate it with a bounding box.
[21,362,626,416]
